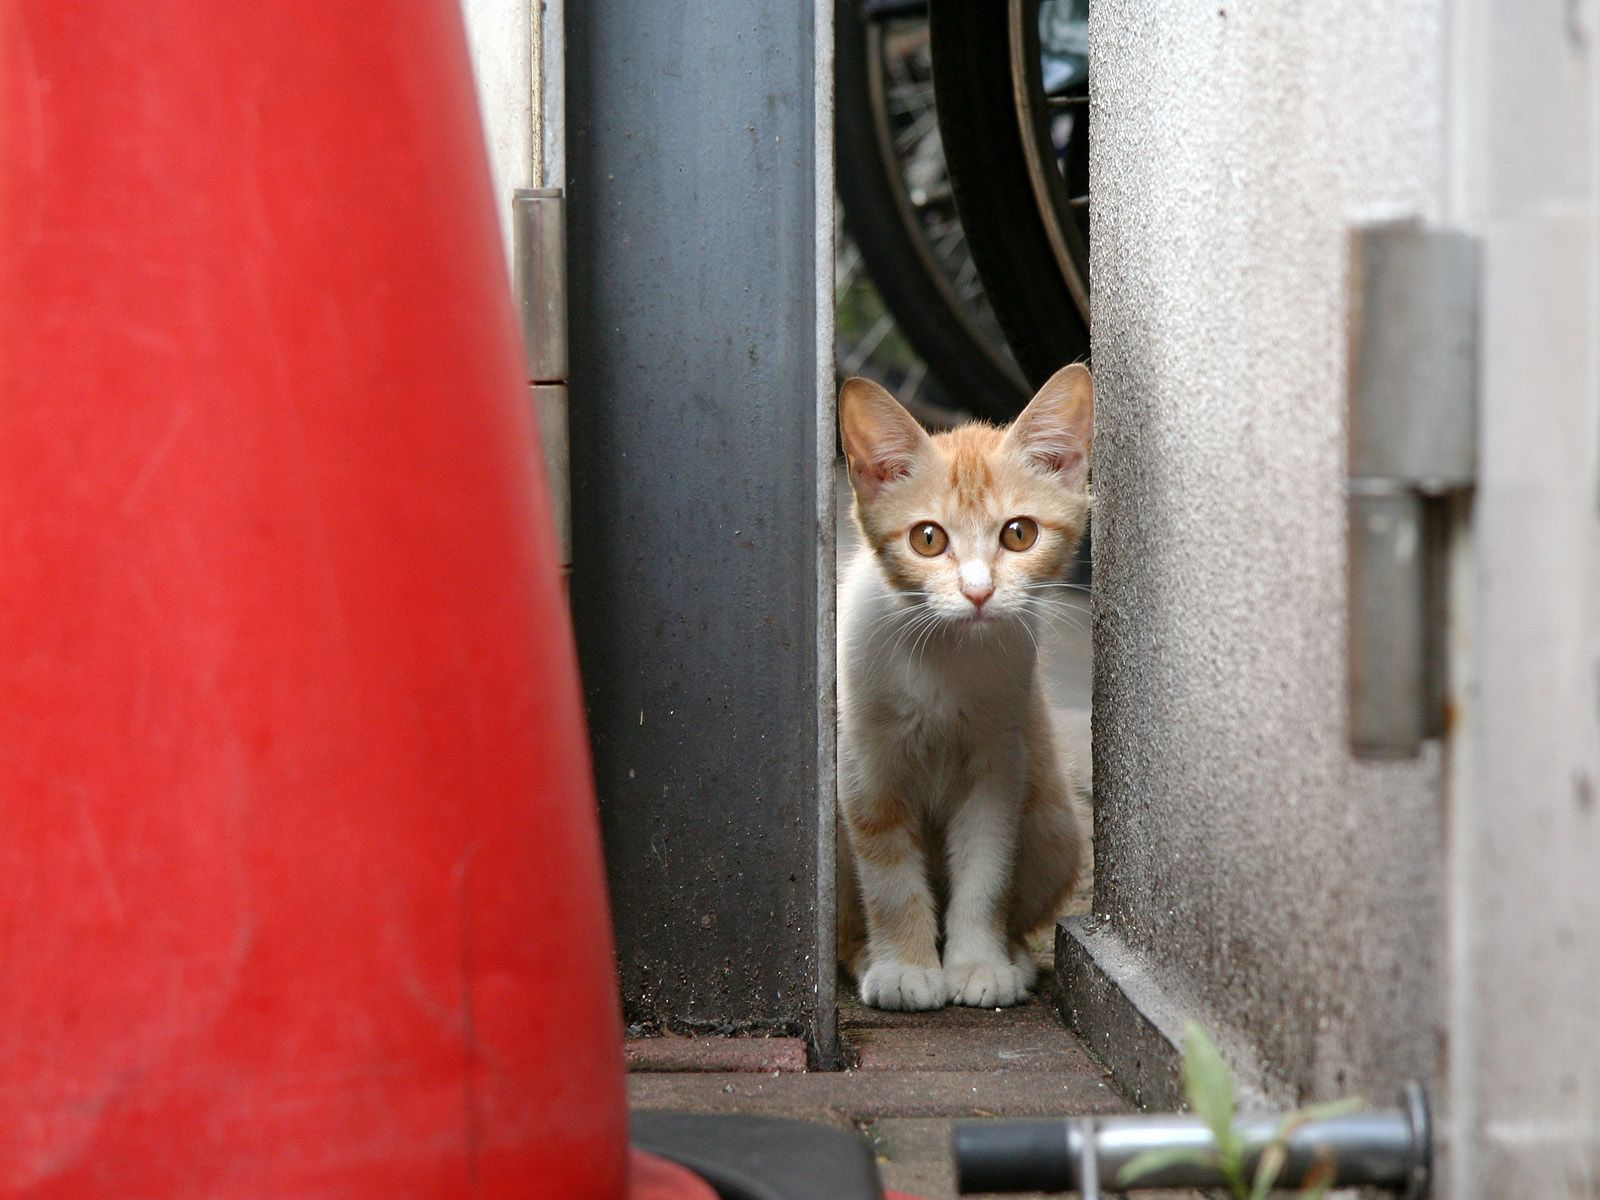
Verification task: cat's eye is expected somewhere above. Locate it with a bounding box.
[1000,517,1039,551]
[909,522,948,557]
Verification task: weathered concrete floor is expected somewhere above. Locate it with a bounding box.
[628,971,1125,1200]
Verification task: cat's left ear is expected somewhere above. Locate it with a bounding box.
[839,376,931,500]
[1005,363,1093,490]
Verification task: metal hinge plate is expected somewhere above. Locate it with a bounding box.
[1346,220,1480,759]
[513,188,571,570]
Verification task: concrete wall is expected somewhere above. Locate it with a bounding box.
[1088,0,1450,1101]
[1445,2,1600,1193]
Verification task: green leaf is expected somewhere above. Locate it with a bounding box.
[1115,1146,1214,1188]
[1247,1142,1287,1200]
[1181,1023,1237,1147]
[1218,1156,1251,1200]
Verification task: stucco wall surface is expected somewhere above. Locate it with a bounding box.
[1089,0,1448,1100]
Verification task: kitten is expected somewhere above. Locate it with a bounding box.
[836,365,1093,1010]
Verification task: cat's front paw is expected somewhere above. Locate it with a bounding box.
[859,962,946,1011]
[944,956,1030,1007]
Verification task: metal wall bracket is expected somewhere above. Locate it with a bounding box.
[513,188,571,571]
[1346,221,1479,758]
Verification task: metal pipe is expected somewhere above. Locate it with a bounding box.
[953,1083,1429,1198]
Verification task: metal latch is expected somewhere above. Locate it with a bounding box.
[1346,221,1479,759]
[512,188,571,573]
[953,1083,1430,1198]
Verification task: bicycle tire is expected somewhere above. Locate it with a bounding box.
[926,0,1090,389]
[835,0,1030,421]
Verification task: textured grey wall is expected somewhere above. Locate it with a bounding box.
[1090,0,1448,1100]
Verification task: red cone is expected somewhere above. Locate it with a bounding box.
[0,3,626,1195]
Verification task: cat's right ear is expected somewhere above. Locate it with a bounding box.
[839,377,929,500]
[1005,363,1093,490]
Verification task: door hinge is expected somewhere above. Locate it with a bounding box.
[1346,220,1479,759]
[513,188,571,573]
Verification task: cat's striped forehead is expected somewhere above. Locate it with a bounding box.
[933,423,1004,510]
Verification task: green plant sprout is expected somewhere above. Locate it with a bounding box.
[1116,1023,1361,1199]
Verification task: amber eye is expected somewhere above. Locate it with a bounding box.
[908,522,948,557]
[1000,517,1039,551]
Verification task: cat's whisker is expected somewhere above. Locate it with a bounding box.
[860,593,936,656]
[875,612,923,660]
[1018,595,1092,640]
[877,605,943,666]
[863,608,919,649]
[1014,580,1138,622]
[892,616,927,666]
[1014,580,1092,599]
[1014,612,1043,659]
[864,591,930,622]
[897,609,939,651]
[1020,592,1088,617]
[1024,602,1091,639]
[910,609,944,666]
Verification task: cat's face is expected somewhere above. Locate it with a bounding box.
[840,365,1093,629]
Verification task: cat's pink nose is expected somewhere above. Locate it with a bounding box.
[963,583,994,610]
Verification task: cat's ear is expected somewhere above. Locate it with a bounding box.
[1006,363,1093,490]
[839,376,930,500]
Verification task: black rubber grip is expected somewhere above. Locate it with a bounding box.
[952,1120,1075,1194]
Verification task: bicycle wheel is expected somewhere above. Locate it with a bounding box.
[927,0,1090,390]
[835,0,1030,422]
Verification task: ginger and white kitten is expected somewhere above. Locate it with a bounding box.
[837,365,1093,1011]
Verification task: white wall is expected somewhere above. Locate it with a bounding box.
[459,0,536,260]
[1446,1,1600,1193]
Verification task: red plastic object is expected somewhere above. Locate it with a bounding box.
[629,1153,720,1200]
[0,3,630,1196]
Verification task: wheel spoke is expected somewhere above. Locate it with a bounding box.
[843,313,895,374]
[892,107,940,154]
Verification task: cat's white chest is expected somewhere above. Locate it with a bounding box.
[858,638,1032,822]
[895,640,1026,737]
[839,558,1035,816]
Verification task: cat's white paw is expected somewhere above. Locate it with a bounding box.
[1011,948,1040,991]
[859,962,946,1011]
[945,956,1030,1007]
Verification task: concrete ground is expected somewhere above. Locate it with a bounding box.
[627,968,1126,1200]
